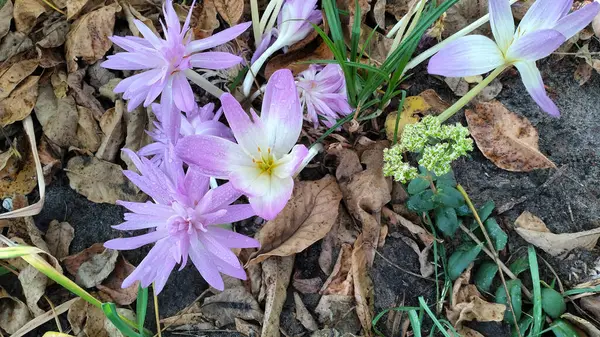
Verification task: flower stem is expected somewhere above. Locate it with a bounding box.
[436,65,508,123]
[184,69,225,99]
[242,42,283,96]
[250,0,261,47]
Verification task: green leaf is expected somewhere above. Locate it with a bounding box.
[434,207,458,237]
[495,280,523,324]
[529,246,543,337]
[407,177,430,195]
[541,287,566,319]
[484,218,508,251]
[474,261,498,293]
[136,286,148,334]
[512,316,533,337]
[407,190,435,213]
[508,258,529,277]
[0,266,11,276]
[435,171,457,187]
[477,200,495,223]
[102,303,140,337]
[455,204,471,217]
[550,319,581,337]
[433,185,464,208]
[448,244,482,280]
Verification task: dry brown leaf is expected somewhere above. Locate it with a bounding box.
[0,75,39,126]
[191,1,219,39]
[265,41,334,79]
[66,156,145,204]
[248,175,342,265]
[0,58,38,99]
[580,295,600,322]
[442,0,489,38]
[0,136,38,198]
[466,101,556,172]
[98,256,138,305]
[382,207,434,245]
[96,100,125,162]
[45,220,74,259]
[18,264,47,316]
[293,275,323,294]
[105,308,136,337]
[14,0,46,32]
[321,243,353,296]
[352,234,374,337]
[76,105,102,152]
[121,105,151,170]
[399,235,434,278]
[318,204,358,275]
[200,286,264,327]
[121,2,158,38]
[65,3,120,72]
[294,292,319,332]
[37,17,69,48]
[62,243,119,288]
[51,68,68,98]
[562,313,600,337]
[68,297,110,337]
[0,32,34,62]
[67,68,104,119]
[38,135,63,183]
[67,0,90,20]
[235,318,261,337]
[315,294,361,335]
[385,0,412,20]
[575,61,593,86]
[0,0,13,39]
[0,287,32,334]
[213,0,244,25]
[36,46,64,68]
[373,0,386,28]
[514,211,600,257]
[262,256,294,337]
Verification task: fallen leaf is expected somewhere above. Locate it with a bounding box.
[199,285,263,327]
[96,100,125,162]
[67,68,104,119]
[65,3,120,72]
[442,0,489,38]
[121,2,158,38]
[99,78,121,101]
[373,0,386,29]
[445,77,470,96]
[385,0,412,20]
[385,93,442,141]
[575,61,593,86]
[213,0,244,25]
[0,0,13,39]
[399,235,434,278]
[76,105,102,152]
[562,313,600,337]
[36,46,64,68]
[0,58,38,99]
[514,211,600,257]
[346,24,393,66]
[352,234,375,337]
[51,68,68,98]
[97,256,138,305]
[45,220,74,259]
[382,207,434,245]
[104,308,136,337]
[121,104,151,170]
[38,135,63,183]
[474,78,503,102]
[580,295,600,322]
[87,61,116,89]
[14,0,46,32]
[0,287,32,334]
[293,275,323,294]
[294,292,319,332]
[235,318,261,337]
[248,175,342,265]
[0,75,39,126]
[261,256,294,337]
[265,40,334,79]
[0,32,34,62]
[62,243,119,288]
[315,294,361,335]
[466,101,556,172]
[34,89,79,148]
[66,156,145,204]
[0,136,38,198]
[321,243,353,296]
[318,204,358,275]
[190,1,219,39]
[68,296,111,337]
[18,264,47,316]
[36,17,69,48]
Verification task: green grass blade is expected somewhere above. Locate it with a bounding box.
[136,285,148,333]
[392,90,407,145]
[372,306,421,336]
[562,285,600,297]
[419,297,452,337]
[408,310,422,337]
[102,303,140,337]
[528,246,543,337]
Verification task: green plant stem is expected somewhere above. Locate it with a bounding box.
[436,65,508,123]
[250,0,261,47]
[153,284,162,337]
[184,69,225,99]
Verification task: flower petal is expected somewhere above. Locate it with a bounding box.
[428,35,505,77]
[175,135,250,179]
[196,182,243,213]
[514,61,560,117]
[248,176,293,220]
[261,69,303,156]
[104,230,168,250]
[207,204,256,225]
[184,165,210,204]
[122,239,176,292]
[220,93,267,157]
[188,240,224,290]
[134,19,164,49]
[186,22,251,53]
[189,52,243,70]
[506,29,565,62]
[516,0,573,36]
[229,166,270,197]
[206,227,260,248]
[552,2,600,40]
[272,144,308,179]
[172,72,195,113]
[489,0,515,52]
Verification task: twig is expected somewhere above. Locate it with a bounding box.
[11,298,78,337]
[457,185,522,336]
[155,289,212,336]
[44,295,63,333]
[374,250,436,282]
[153,283,162,337]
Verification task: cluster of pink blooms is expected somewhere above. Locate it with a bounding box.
[102,0,352,292]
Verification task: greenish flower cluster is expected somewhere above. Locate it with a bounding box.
[383,116,473,182]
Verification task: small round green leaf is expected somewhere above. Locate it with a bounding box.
[495,280,522,324]
[433,185,464,208]
[407,177,430,195]
[407,190,435,213]
[434,207,458,237]
[477,200,495,223]
[484,218,508,251]
[474,261,498,293]
[448,244,482,280]
[541,287,566,319]
[508,258,529,277]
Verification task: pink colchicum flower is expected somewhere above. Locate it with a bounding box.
[296,64,353,128]
[105,149,259,293]
[139,102,233,167]
[176,70,309,220]
[102,0,250,113]
[242,0,322,96]
[428,0,599,117]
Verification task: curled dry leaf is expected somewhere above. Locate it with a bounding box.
[580,295,600,322]
[382,207,434,245]
[562,313,600,337]
[213,0,244,26]
[235,318,261,337]
[0,32,34,62]
[13,0,46,32]
[315,294,361,335]
[0,287,32,334]
[0,136,38,198]
[265,40,335,79]
[442,0,489,38]
[248,175,342,265]
[98,256,138,305]
[122,2,158,38]
[466,101,556,172]
[65,3,120,72]
[0,75,39,126]
[96,100,125,162]
[261,256,294,337]
[514,211,600,257]
[199,286,264,327]
[76,105,102,152]
[121,105,151,170]
[37,17,69,48]
[18,264,47,316]
[293,275,323,294]
[68,296,119,337]
[399,235,434,278]
[318,204,358,275]
[67,68,105,119]
[0,58,38,100]
[36,46,64,68]
[45,220,74,259]
[294,292,319,332]
[0,0,13,39]
[352,234,375,337]
[190,0,219,39]
[66,156,145,204]
[62,243,119,288]
[321,243,353,296]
